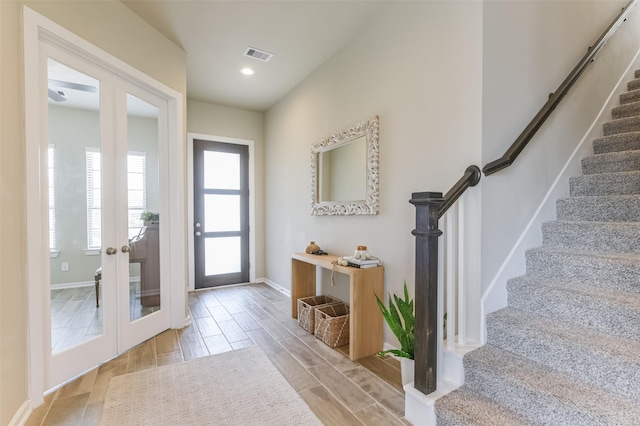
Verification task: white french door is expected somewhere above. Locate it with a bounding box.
[44,44,170,389]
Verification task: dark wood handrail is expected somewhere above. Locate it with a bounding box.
[438,166,482,218]
[483,0,638,176]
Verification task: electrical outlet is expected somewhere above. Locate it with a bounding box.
[61,262,69,272]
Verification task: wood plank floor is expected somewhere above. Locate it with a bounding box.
[29,283,408,425]
[51,281,159,353]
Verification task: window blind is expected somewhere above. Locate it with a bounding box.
[86,150,147,249]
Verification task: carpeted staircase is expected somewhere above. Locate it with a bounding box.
[434,72,640,425]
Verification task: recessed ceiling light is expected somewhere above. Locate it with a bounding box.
[241,68,254,76]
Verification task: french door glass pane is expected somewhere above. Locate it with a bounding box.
[126,94,160,321]
[48,58,103,352]
[204,194,240,232]
[204,151,240,190]
[205,237,241,275]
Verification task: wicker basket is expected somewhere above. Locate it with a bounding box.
[314,303,350,348]
[297,295,341,334]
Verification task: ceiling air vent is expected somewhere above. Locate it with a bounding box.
[243,47,274,62]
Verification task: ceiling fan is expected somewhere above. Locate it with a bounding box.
[47,79,97,102]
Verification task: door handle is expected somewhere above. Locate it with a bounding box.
[195,222,201,228]
[195,231,202,237]
[121,245,131,253]
[105,247,117,255]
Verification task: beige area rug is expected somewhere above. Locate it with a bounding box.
[100,346,321,425]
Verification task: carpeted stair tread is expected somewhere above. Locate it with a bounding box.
[592,131,640,154]
[570,170,640,196]
[612,100,640,119]
[508,273,640,303]
[603,115,640,136]
[620,87,640,105]
[634,69,640,79]
[434,387,534,426]
[463,345,640,426]
[525,245,640,285]
[581,149,640,174]
[556,194,640,221]
[507,276,640,339]
[541,220,640,253]
[627,77,640,92]
[487,307,640,402]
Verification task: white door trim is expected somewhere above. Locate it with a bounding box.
[23,6,186,406]
[186,132,256,291]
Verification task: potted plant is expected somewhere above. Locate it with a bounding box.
[375,281,415,385]
[140,211,159,226]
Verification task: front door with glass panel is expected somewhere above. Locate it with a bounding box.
[46,45,169,388]
[193,140,249,288]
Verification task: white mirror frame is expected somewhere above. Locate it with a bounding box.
[311,115,379,215]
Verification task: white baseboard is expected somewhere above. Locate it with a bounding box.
[9,400,32,426]
[50,280,94,290]
[259,278,291,298]
[182,314,192,328]
[51,276,141,290]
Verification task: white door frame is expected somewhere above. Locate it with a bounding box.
[23,6,186,406]
[187,133,256,291]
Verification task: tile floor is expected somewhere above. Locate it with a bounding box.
[28,283,408,425]
[51,281,160,353]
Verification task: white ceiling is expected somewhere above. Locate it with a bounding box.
[121,0,390,112]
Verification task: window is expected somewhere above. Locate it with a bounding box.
[127,153,147,239]
[48,145,56,251]
[86,150,146,249]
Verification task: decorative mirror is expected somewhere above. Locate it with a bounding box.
[311,115,379,215]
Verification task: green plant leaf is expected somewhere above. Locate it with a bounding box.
[375,282,416,359]
[394,293,414,334]
[388,294,402,329]
[375,294,398,332]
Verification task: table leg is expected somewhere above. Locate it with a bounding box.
[291,259,316,318]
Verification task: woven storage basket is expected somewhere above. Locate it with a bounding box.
[314,303,350,348]
[297,295,341,334]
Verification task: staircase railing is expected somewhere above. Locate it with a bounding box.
[409,0,638,396]
[484,0,638,176]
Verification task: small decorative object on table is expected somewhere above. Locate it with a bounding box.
[336,250,382,268]
[305,241,320,254]
[353,245,369,259]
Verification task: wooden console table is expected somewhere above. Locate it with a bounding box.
[291,252,384,360]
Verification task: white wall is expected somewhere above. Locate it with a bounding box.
[187,100,265,278]
[265,2,483,347]
[481,1,640,311]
